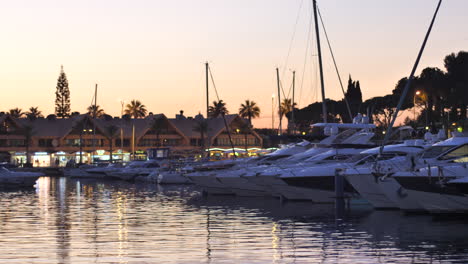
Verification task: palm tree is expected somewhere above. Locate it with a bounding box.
[279,98,297,132]
[105,125,119,163]
[150,117,166,146]
[124,100,147,118]
[8,108,24,118]
[25,107,43,120]
[208,100,228,118]
[193,119,209,157]
[238,122,252,152]
[22,125,35,167]
[73,118,88,164]
[239,100,260,125]
[87,105,105,118]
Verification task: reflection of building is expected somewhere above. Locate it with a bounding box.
[0,112,262,166]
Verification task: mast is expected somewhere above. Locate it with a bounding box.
[292,70,296,134]
[92,84,97,164]
[380,0,442,154]
[205,62,209,118]
[276,68,282,135]
[313,0,327,123]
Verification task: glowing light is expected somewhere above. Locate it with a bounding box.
[415,90,421,95]
[301,131,306,135]
[425,126,430,130]
[457,127,463,133]
[452,122,457,126]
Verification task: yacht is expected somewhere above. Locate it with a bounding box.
[0,167,44,188]
[342,140,429,209]
[237,122,376,198]
[187,141,312,194]
[385,133,468,212]
[106,160,162,181]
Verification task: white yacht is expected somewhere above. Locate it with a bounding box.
[238,122,376,198]
[107,160,162,181]
[0,167,44,188]
[187,141,312,194]
[383,134,468,212]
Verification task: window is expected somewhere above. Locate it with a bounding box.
[439,144,468,161]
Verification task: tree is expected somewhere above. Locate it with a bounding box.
[238,122,252,152]
[208,100,228,118]
[25,107,43,120]
[22,125,35,167]
[193,119,209,157]
[344,75,363,118]
[8,108,24,118]
[363,95,397,129]
[105,125,119,163]
[72,118,88,164]
[124,100,147,118]
[87,105,105,118]
[279,98,296,132]
[149,117,166,147]
[444,51,468,122]
[239,100,260,125]
[415,67,446,125]
[55,66,71,118]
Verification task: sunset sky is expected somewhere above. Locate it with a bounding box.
[0,0,466,128]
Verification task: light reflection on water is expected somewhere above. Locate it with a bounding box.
[0,177,467,263]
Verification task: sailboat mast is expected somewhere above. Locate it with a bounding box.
[205,62,209,118]
[92,84,97,164]
[276,68,282,135]
[313,0,327,123]
[292,70,295,134]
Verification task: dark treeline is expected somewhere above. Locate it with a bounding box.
[290,51,468,132]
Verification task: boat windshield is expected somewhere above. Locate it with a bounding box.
[421,145,456,159]
[438,144,468,161]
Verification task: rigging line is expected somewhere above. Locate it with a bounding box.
[298,2,314,106]
[281,0,305,80]
[317,6,353,121]
[207,65,221,101]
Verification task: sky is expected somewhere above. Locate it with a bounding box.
[0,0,466,128]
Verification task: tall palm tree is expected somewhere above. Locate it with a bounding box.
[22,125,35,167]
[208,100,228,118]
[8,108,24,118]
[124,100,147,118]
[73,118,88,164]
[87,105,105,118]
[238,122,252,152]
[105,125,119,163]
[193,119,209,157]
[25,107,43,120]
[239,100,260,125]
[150,117,166,146]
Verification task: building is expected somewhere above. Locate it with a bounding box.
[0,113,262,167]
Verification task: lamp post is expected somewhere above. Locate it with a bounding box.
[119,99,125,163]
[271,94,275,131]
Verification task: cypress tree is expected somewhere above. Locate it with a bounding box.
[55,65,71,118]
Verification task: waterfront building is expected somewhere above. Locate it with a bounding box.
[0,112,262,167]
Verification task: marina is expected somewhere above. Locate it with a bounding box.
[0,0,467,262]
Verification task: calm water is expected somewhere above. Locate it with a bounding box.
[1,177,468,263]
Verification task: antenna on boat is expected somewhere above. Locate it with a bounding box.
[313,0,327,123]
[379,0,442,155]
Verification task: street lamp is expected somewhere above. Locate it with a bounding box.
[272,94,275,131]
[118,99,125,163]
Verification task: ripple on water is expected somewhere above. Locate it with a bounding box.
[0,177,468,263]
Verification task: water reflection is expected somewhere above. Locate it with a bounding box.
[0,177,466,263]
